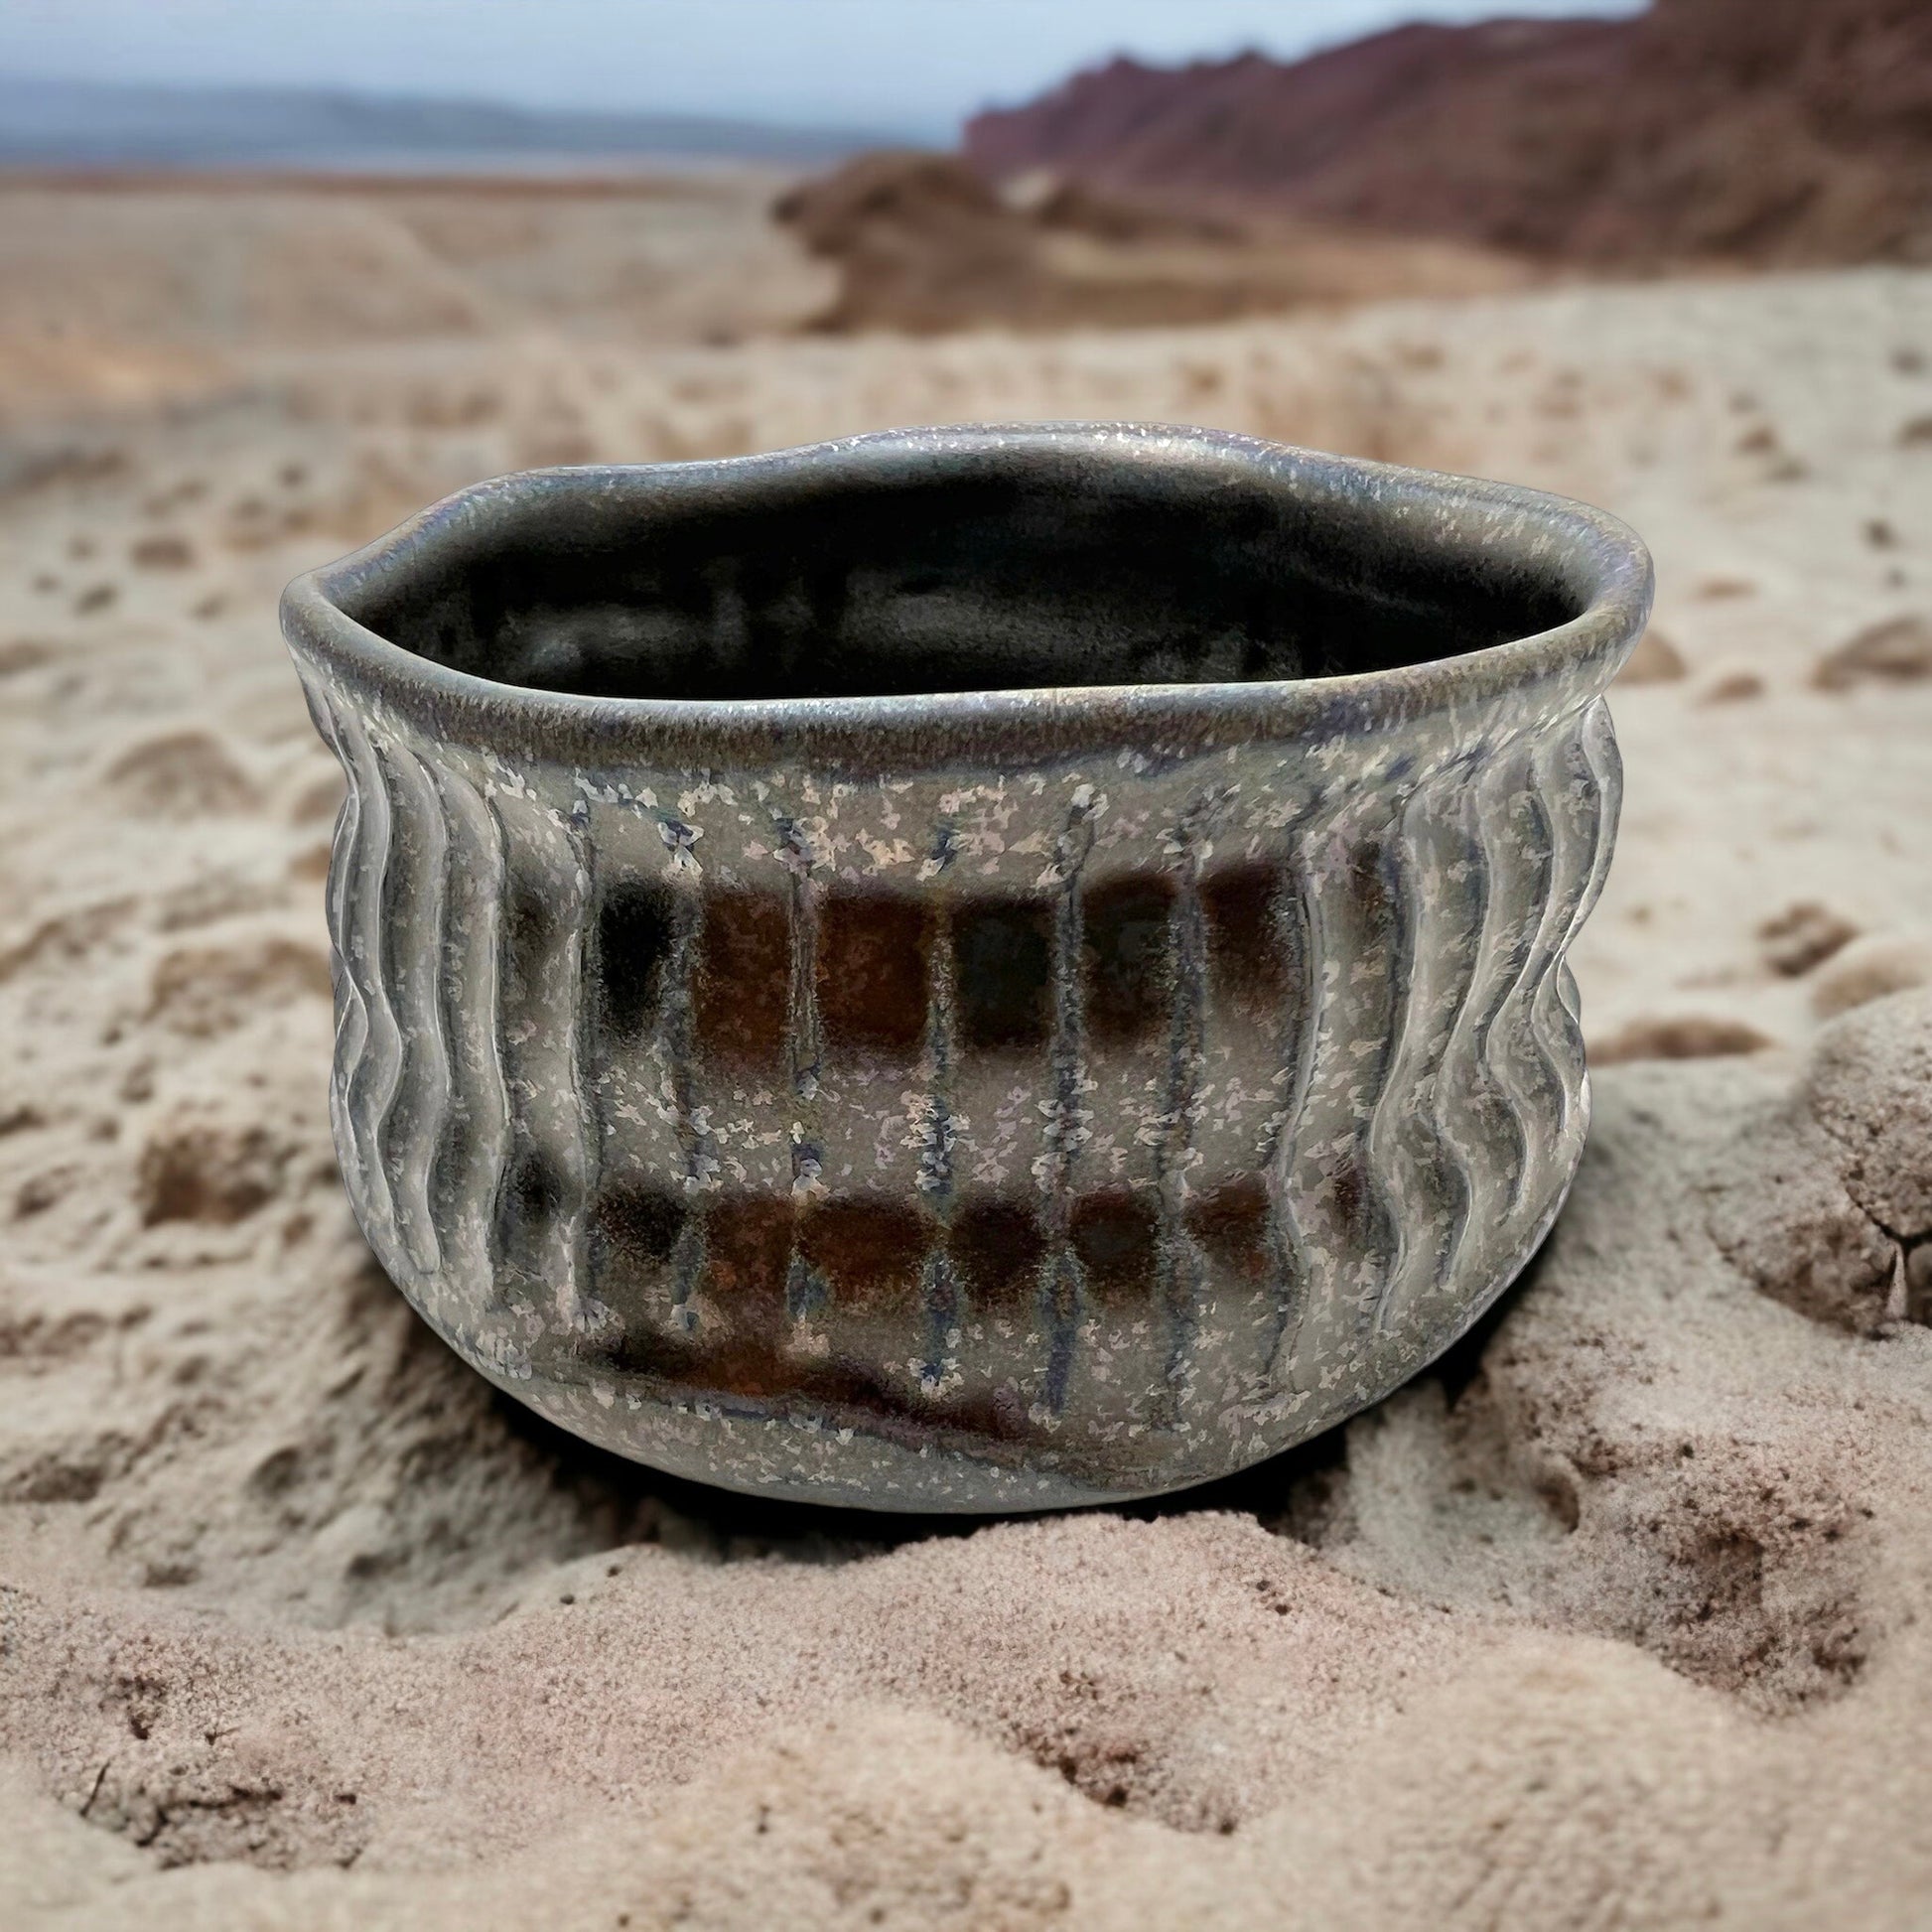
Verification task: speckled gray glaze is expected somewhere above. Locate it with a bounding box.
[282,424,1650,1511]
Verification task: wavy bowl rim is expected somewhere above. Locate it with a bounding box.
[281,422,1654,770]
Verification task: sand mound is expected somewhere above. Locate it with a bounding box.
[9,1019,1932,1923]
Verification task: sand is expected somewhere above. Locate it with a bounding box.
[3,177,1932,1927]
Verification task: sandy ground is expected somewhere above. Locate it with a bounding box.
[3,177,1932,1927]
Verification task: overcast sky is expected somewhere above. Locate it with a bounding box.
[0,0,1641,136]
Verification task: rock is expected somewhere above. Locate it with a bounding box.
[1803,987,1932,1238]
[1707,1114,1898,1334]
[1705,989,1932,1334]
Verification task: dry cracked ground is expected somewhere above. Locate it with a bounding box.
[2,187,1931,1928]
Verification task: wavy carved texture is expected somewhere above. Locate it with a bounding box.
[374,741,452,1279]
[312,680,1617,1486]
[319,696,404,1270]
[1258,699,1617,1390]
[427,760,513,1311]
[312,689,519,1325]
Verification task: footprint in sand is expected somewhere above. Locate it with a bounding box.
[129,533,196,571]
[146,931,332,1039]
[1590,1015,1773,1065]
[1758,902,1859,978]
[136,1111,289,1228]
[101,729,263,819]
[1812,615,1932,691]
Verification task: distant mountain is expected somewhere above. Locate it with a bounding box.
[964,0,1932,267]
[0,74,890,170]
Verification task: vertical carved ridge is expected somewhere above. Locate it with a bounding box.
[1342,813,1415,1336]
[428,763,513,1303]
[1262,805,1327,1395]
[1361,780,1440,1335]
[308,684,369,1189]
[333,705,404,1261]
[1154,817,1208,1422]
[1038,798,1096,1417]
[1401,751,1514,1308]
[660,889,711,1332]
[1512,709,1606,1167]
[377,743,451,1278]
[1454,746,1537,1223]
[555,805,601,1332]
[916,825,961,1392]
[1279,800,1405,1379]
[1536,699,1621,1078]
[779,817,824,1325]
[1480,747,1561,1219]
[1404,765,1486,1311]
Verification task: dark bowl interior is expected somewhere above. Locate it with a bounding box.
[339,449,1586,704]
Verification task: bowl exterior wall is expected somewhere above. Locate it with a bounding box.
[294,642,1620,1509]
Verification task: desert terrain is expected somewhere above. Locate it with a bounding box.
[3,168,1932,1928]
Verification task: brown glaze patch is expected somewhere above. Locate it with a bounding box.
[817,890,934,1063]
[799,1194,932,1313]
[695,889,790,1068]
[1083,875,1175,1046]
[1185,1171,1272,1283]
[949,1194,1048,1311]
[701,1191,795,1332]
[1069,1187,1161,1305]
[954,897,1054,1052]
[1202,861,1289,1017]
[683,1338,804,1402]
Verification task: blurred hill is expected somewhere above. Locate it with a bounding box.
[0,73,885,170]
[773,151,1533,335]
[964,0,1932,267]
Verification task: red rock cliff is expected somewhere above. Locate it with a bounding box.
[963,0,1932,265]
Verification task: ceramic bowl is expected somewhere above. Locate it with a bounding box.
[282,424,1650,1509]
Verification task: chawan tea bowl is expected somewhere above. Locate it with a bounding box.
[282,423,1651,1510]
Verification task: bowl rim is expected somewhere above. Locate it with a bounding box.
[281,421,1653,769]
